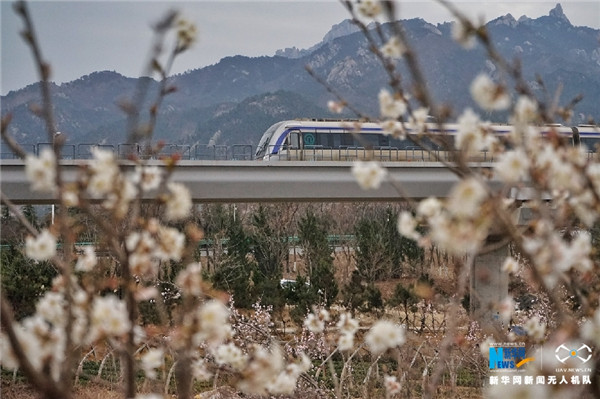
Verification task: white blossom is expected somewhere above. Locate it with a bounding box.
[381,119,406,138]
[128,253,158,278]
[103,178,138,218]
[61,188,79,207]
[570,231,593,272]
[408,107,429,133]
[384,374,402,396]
[378,89,406,119]
[397,211,420,241]
[470,73,510,111]
[87,148,119,197]
[586,162,600,202]
[479,337,494,357]
[501,256,519,274]
[570,190,598,227]
[25,149,56,192]
[213,342,248,370]
[191,358,213,381]
[451,20,476,49]
[513,95,538,123]
[364,320,405,355]
[176,18,197,50]
[336,312,359,335]
[327,100,345,114]
[337,332,355,351]
[447,177,487,218]
[523,316,546,342]
[304,313,329,334]
[131,165,163,192]
[89,295,131,341]
[175,262,203,297]
[547,158,583,193]
[358,0,381,18]
[266,353,310,395]
[165,182,192,221]
[416,197,442,218]
[126,230,155,254]
[380,36,405,59]
[351,161,387,190]
[90,147,118,174]
[494,149,530,183]
[304,312,325,333]
[25,229,57,261]
[497,296,515,324]
[267,372,297,395]
[194,300,232,347]
[238,345,286,395]
[0,327,43,371]
[75,246,97,272]
[455,108,495,154]
[87,170,116,197]
[36,292,65,326]
[155,225,185,261]
[141,348,164,379]
[429,214,488,255]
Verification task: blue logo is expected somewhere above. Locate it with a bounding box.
[489,345,532,369]
[303,133,316,145]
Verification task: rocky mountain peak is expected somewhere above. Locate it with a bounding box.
[322,19,360,43]
[490,13,518,28]
[549,3,571,25]
[275,19,360,59]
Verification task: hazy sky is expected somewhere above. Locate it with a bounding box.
[1,0,599,95]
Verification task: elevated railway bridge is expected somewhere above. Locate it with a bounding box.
[0,143,529,327]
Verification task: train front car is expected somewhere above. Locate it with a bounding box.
[254,119,391,161]
[255,121,286,160]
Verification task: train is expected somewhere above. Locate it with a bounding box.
[254,119,600,162]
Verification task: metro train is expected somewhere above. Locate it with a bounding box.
[254,119,600,162]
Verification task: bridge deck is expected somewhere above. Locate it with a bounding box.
[0,160,500,204]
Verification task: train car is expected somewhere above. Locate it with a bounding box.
[255,119,600,162]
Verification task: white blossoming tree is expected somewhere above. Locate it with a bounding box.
[320,2,599,399]
[0,3,311,399]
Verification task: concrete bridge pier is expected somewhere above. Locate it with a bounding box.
[470,235,510,332]
[470,204,532,331]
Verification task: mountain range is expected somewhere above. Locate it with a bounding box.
[1,3,599,151]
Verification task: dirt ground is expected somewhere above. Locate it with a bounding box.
[2,383,123,399]
[1,382,483,398]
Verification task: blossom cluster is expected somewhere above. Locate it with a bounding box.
[0,278,134,381]
[300,308,405,356]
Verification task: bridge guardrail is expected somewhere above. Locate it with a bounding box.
[7,142,581,163]
[1,142,257,161]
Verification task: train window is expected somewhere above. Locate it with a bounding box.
[354,133,378,148]
[289,131,300,149]
[317,129,334,148]
[332,133,341,148]
[389,137,417,149]
[379,135,390,147]
[341,132,354,147]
